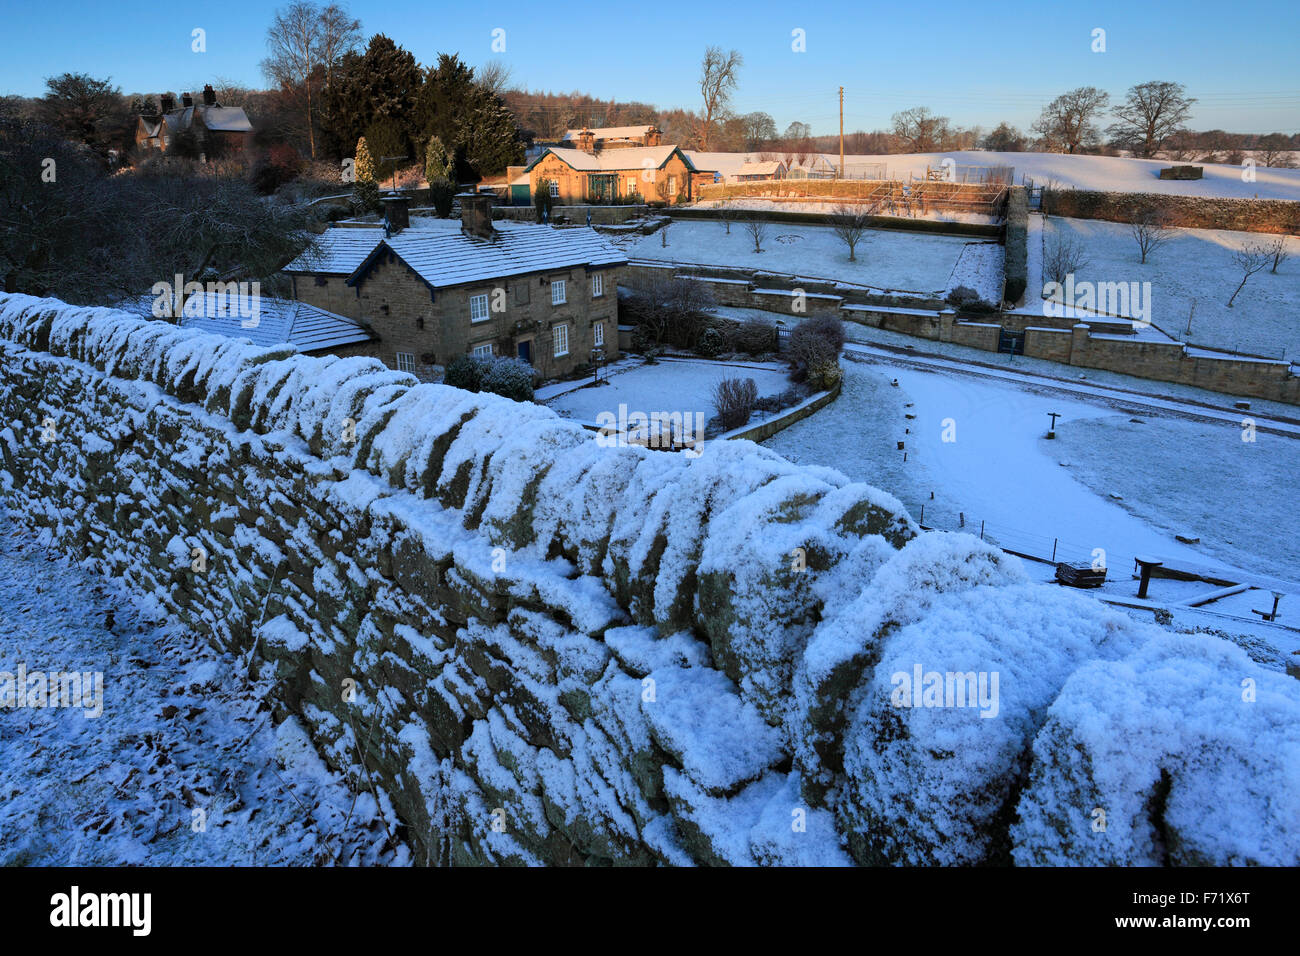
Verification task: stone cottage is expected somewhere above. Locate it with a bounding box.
[284,195,626,380]
[525,144,698,205]
[134,85,253,157]
[560,125,664,150]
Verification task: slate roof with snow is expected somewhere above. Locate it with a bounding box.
[284,219,628,290]
[164,104,254,133]
[737,161,785,177]
[526,146,694,173]
[121,294,374,352]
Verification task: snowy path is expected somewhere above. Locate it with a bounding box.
[0,512,407,866]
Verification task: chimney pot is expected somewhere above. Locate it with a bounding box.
[182,92,193,108]
[380,192,410,235]
[160,93,175,112]
[202,84,216,106]
[458,192,495,239]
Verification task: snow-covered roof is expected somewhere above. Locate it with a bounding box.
[563,125,654,142]
[285,220,627,289]
[163,104,253,134]
[119,295,375,352]
[527,145,693,173]
[737,161,785,176]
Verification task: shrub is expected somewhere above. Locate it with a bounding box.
[249,144,303,195]
[352,178,380,214]
[481,356,535,401]
[732,317,778,355]
[712,376,759,431]
[696,326,725,358]
[946,284,997,314]
[787,315,845,390]
[428,177,455,218]
[444,354,490,392]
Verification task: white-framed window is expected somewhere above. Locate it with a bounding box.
[668,175,677,195]
[471,342,493,359]
[395,351,415,373]
[593,322,604,347]
[553,323,569,357]
[627,177,637,194]
[469,293,490,323]
[549,181,559,198]
[551,279,566,305]
[591,273,603,298]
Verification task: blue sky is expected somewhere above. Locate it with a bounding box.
[1,0,1297,134]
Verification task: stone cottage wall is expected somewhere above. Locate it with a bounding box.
[0,292,1295,866]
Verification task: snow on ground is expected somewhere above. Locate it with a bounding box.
[543,356,792,426]
[0,511,408,866]
[1046,415,1300,581]
[631,219,996,296]
[693,150,1300,200]
[691,198,1002,226]
[1042,216,1300,359]
[764,351,1300,586]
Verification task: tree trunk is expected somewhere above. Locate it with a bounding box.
[1227,276,1248,307]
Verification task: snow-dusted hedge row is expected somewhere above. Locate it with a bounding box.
[1,291,1296,866]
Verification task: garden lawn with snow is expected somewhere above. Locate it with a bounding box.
[630,219,1001,298]
[1042,216,1300,358]
[543,356,793,429]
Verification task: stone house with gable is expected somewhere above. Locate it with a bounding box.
[134,85,253,157]
[525,143,697,205]
[284,195,625,380]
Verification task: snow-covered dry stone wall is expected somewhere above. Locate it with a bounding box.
[0,292,1296,866]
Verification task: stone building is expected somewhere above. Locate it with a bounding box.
[526,144,698,205]
[134,85,253,156]
[284,195,626,380]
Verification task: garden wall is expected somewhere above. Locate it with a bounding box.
[1,293,1295,867]
[1042,189,1300,234]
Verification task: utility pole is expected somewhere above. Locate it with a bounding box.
[838,86,844,180]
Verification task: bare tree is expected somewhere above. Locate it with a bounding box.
[890,106,950,152]
[1226,241,1272,308]
[743,217,768,254]
[1043,230,1090,287]
[1255,133,1295,169]
[829,203,876,261]
[698,46,743,150]
[1030,87,1109,154]
[1130,206,1175,264]
[1265,235,1290,274]
[1107,81,1196,158]
[716,195,739,234]
[263,1,360,159]
[476,60,514,97]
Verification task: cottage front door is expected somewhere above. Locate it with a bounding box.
[517,340,532,365]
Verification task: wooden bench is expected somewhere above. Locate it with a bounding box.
[1055,562,1107,588]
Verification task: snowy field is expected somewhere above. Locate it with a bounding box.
[763,356,1300,587]
[1042,216,1300,358]
[631,219,1001,297]
[544,356,793,426]
[691,149,1300,200]
[0,514,407,866]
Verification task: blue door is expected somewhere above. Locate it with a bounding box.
[517,340,532,364]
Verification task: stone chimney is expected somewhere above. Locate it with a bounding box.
[458,192,495,239]
[182,92,193,108]
[202,84,216,106]
[645,126,663,147]
[380,193,410,235]
[160,93,175,112]
[575,128,596,153]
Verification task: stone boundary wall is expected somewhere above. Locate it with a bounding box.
[1,292,1295,867]
[621,265,1300,406]
[1042,189,1300,235]
[491,204,650,225]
